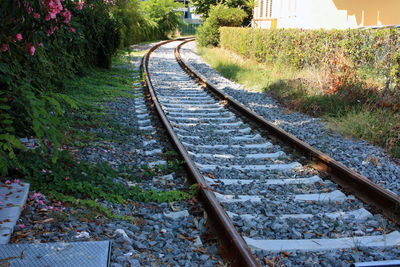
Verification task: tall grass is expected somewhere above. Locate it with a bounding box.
[197,46,400,158]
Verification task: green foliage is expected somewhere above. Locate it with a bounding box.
[220,27,400,79]
[191,0,253,25]
[141,0,183,39]
[0,0,120,175]
[17,150,190,204]
[113,0,159,46]
[196,4,247,47]
[113,0,184,46]
[391,51,400,89]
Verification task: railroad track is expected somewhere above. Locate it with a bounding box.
[143,39,400,266]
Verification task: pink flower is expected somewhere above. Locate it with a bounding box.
[17,224,25,229]
[5,180,11,185]
[2,44,8,52]
[16,34,22,41]
[31,192,42,199]
[33,13,40,19]
[77,2,83,10]
[42,169,47,173]
[38,42,43,47]
[45,14,51,21]
[47,27,54,36]
[37,200,45,205]
[61,10,71,24]
[70,27,75,33]
[29,45,35,56]
[13,179,20,183]
[50,11,57,19]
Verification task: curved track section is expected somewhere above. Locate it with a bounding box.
[144,39,400,266]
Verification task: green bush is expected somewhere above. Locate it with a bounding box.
[191,0,253,26]
[0,0,120,174]
[196,4,247,47]
[220,27,400,78]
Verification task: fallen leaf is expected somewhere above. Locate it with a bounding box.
[177,234,186,240]
[263,257,275,267]
[192,247,206,253]
[207,173,216,179]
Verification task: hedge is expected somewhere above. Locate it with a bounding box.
[220,27,400,83]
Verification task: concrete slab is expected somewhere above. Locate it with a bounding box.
[138,125,153,131]
[196,162,302,172]
[164,210,189,219]
[244,231,400,252]
[227,208,372,221]
[0,240,111,266]
[214,192,262,203]
[245,151,286,159]
[136,114,150,119]
[294,190,351,203]
[144,149,162,156]
[181,142,273,150]
[205,175,322,186]
[0,182,30,244]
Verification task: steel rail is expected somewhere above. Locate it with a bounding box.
[142,39,261,267]
[175,39,400,223]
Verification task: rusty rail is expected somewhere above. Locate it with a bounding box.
[175,39,400,223]
[142,39,261,267]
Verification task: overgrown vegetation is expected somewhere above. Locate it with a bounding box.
[4,51,190,218]
[1,0,188,219]
[196,4,247,47]
[0,0,183,174]
[197,34,400,158]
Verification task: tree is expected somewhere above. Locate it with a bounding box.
[192,0,253,25]
[196,4,247,47]
[142,0,183,39]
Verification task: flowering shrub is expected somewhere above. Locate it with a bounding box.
[1,0,77,57]
[0,0,120,174]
